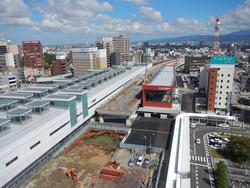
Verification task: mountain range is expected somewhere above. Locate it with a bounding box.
[147,29,250,43]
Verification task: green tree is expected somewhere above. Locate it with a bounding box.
[43,52,56,69]
[226,136,250,163]
[215,161,228,188]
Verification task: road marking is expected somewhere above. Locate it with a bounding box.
[190,163,209,168]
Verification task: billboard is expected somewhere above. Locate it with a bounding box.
[210,56,236,65]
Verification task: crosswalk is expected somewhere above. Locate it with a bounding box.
[190,155,208,163]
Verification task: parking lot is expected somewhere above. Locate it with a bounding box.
[190,122,250,188]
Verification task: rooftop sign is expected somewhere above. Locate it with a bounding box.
[210,56,236,65]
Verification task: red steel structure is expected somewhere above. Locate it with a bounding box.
[213,18,221,55]
[142,66,175,108]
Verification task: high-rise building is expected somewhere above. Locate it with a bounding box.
[72,47,107,76]
[96,49,107,69]
[0,53,15,72]
[207,56,236,114]
[112,34,130,63]
[22,40,44,78]
[0,40,18,55]
[96,38,113,67]
[51,52,67,76]
[110,52,121,66]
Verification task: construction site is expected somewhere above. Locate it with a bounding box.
[24,128,150,188]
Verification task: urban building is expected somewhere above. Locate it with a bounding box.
[184,55,208,76]
[241,72,250,92]
[22,41,44,78]
[110,52,121,66]
[113,34,130,63]
[0,53,15,72]
[96,38,113,67]
[72,47,97,76]
[51,52,67,76]
[207,56,236,114]
[0,40,18,55]
[133,50,143,64]
[96,49,107,69]
[142,66,175,109]
[0,72,17,94]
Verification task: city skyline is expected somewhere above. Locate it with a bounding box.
[0,0,249,44]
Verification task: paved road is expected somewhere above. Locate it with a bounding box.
[181,93,195,112]
[190,125,250,188]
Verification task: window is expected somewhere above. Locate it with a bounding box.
[219,97,222,99]
[6,156,18,167]
[228,74,230,77]
[221,74,224,77]
[226,86,229,89]
[30,141,41,150]
[220,86,223,88]
[227,80,230,83]
[219,103,221,105]
[221,80,223,83]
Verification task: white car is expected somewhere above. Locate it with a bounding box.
[190,123,196,128]
[195,139,201,144]
[136,156,144,166]
[223,138,230,142]
[218,124,230,128]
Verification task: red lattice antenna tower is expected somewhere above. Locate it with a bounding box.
[213,17,221,55]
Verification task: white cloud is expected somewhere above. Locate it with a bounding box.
[139,6,162,21]
[0,0,33,25]
[220,0,250,33]
[123,0,148,5]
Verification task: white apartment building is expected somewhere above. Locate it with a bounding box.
[207,56,236,114]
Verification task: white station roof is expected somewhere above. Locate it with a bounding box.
[148,66,175,87]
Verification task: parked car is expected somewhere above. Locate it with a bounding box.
[143,157,150,166]
[223,137,230,142]
[136,155,144,166]
[128,158,135,167]
[195,138,201,144]
[190,123,196,128]
[218,124,230,128]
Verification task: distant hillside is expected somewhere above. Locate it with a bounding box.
[148,29,250,43]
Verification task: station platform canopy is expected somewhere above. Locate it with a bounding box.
[0,92,33,103]
[0,99,18,110]
[52,81,69,88]
[43,94,76,102]
[0,118,10,133]
[18,87,49,97]
[6,107,32,123]
[32,84,60,92]
[27,100,50,113]
[60,89,87,95]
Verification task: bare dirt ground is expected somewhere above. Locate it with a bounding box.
[24,141,144,188]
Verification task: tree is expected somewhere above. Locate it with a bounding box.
[43,52,56,69]
[226,136,250,163]
[215,161,228,188]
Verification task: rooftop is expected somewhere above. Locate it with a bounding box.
[147,66,175,87]
[43,94,76,101]
[0,99,18,108]
[27,100,50,108]
[6,108,32,117]
[0,92,33,100]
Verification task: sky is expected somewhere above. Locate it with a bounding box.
[0,0,250,44]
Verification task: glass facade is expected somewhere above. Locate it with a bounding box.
[145,90,172,103]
